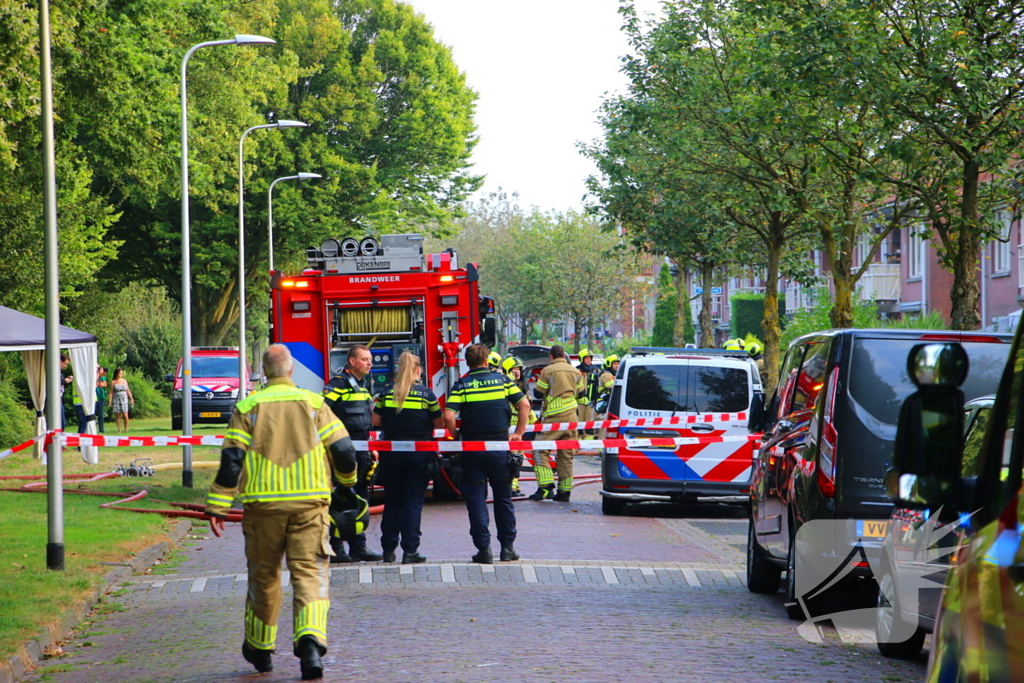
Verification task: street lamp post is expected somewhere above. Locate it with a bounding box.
[180,34,275,488]
[237,121,308,398]
[268,173,322,272]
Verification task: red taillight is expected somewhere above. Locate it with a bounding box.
[816,467,835,497]
[817,366,840,498]
[919,333,1004,343]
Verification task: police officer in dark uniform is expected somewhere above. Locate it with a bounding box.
[323,344,383,562]
[371,351,446,564]
[444,344,531,564]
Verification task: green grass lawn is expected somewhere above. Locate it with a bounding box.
[0,438,215,661]
[1,417,225,477]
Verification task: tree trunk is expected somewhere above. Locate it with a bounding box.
[541,319,549,345]
[572,315,582,353]
[699,261,715,348]
[193,279,237,346]
[760,237,783,394]
[949,159,982,330]
[829,277,855,329]
[520,318,530,344]
[671,265,689,346]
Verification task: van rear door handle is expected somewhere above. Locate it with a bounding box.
[690,424,715,432]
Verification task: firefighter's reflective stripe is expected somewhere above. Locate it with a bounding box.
[237,382,325,413]
[239,445,332,503]
[246,605,277,650]
[226,428,252,446]
[543,395,578,418]
[318,421,344,441]
[207,492,235,508]
[293,599,329,643]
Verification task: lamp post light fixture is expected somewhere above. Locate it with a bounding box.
[268,172,322,272]
[237,121,309,398]
[180,34,275,488]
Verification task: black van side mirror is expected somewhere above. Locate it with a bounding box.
[748,391,766,433]
[164,373,174,382]
[886,343,968,510]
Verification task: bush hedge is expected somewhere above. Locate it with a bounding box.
[118,369,170,419]
[0,380,34,448]
[730,293,786,340]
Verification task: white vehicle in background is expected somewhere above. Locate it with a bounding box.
[600,346,763,515]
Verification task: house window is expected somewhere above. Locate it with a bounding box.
[994,210,1012,274]
[856,234,871,268]
[908,226,925,279]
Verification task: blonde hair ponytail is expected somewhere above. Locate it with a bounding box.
[393,352,421,413]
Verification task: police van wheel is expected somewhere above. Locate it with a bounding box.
[746,520,781,594]
[601,495,625,516]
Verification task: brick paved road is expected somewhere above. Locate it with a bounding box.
[21,456,928,683]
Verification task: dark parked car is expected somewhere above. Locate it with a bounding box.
[746,329,1011,619]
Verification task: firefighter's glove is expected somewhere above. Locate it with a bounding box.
[364,460,378,484]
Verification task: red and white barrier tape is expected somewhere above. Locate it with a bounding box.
[368,413,750,440]
[47,432,756,453]
[517,412,748,433]
[0,433,48,462]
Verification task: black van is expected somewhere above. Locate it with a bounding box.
[746,329,1010,619]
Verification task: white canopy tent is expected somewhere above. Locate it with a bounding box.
[0,306,100,463]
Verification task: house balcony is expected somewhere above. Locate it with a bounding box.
[855,263,901,301]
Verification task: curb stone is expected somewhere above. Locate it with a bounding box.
[0,518,193,683]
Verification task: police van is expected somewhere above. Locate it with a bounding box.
[600,347,763,515]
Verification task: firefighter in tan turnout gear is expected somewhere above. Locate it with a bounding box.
[206,344,361,680]
[529,344,586,502]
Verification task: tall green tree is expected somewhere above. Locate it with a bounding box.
[93,0,483,344]
[651,265,676,347]
[754,0,1024,330]
[0,0,122,315]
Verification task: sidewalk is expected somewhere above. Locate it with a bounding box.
[17,457,927,683]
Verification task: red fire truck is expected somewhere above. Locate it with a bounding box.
[270,233,496,403]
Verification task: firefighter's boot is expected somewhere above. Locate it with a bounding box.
[511,477,523,497]
[295,635,325,680]
[242,642,274,673]
[529,464,556,500]
[554,476,573,502]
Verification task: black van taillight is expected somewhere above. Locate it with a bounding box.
[817,366,840,498]
[919,333,1005,343]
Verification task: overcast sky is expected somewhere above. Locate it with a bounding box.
[405,1,664,214]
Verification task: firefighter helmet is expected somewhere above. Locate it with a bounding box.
[330,491,369,542]
[488,351,502,368]
[747,341,764,357]
[579,348,593,360]
[603,354,620,369]
[501,356,524,374]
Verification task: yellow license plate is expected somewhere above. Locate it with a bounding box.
[857,520,889,538]
[199,412,221,418]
